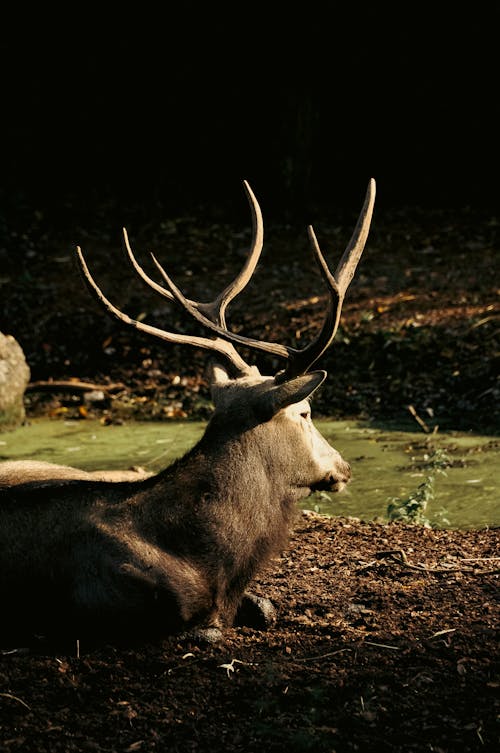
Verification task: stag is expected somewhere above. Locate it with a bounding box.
[0,179,375,644]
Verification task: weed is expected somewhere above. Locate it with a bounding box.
[386,448,451,527]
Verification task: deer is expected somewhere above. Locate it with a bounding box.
[0,178,376,645]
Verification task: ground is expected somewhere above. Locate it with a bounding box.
[0,514,498,752]
[0,199,498,751]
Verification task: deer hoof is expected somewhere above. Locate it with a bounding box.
[235,593,277,630]
[178,626,224,645]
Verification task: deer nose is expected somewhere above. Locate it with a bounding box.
[311,461,351,493]
[337,461,351,484]
[327,461,351,490]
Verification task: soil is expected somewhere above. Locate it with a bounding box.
[0,514,498,753]
[0,200,499,751]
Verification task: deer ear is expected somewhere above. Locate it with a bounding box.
[209,362,231,386]
[265,370,327,416]
[209,362,231,404]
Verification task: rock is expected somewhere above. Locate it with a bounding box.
[83,389,107,407]
[0,332,30,431]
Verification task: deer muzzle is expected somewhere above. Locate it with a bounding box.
[312,460,351,494]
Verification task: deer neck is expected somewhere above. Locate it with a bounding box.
[146,421,303,530]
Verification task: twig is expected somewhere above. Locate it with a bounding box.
[364,641,400,651]
[375,549,500,575]
[295,648,352,662]
[0,692,31,710]
[429,628,457,639]
[26,380,126,394]
[376,549,409,563]
[166,656,202,675]
[219,658,256,678]
[407,404,431,433]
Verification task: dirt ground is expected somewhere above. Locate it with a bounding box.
[0,514,498,753]
[0,199,499,751]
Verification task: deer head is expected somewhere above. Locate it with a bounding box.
[75,179,375,503]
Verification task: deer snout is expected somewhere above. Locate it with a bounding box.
[313,459,351,494]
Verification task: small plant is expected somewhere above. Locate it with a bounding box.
[387,448,451,527]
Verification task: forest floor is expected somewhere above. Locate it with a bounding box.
[0,198,499,751]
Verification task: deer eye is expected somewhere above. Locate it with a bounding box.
[300,411,311,420]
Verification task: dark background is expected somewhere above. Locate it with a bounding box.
[1,5,499,227]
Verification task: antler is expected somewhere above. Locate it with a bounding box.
[278,177,376,380]
[75,181,269,377]
[144,179,375,379]
[76,179,375,381]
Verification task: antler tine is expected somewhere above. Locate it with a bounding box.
[75,246,253,377]
[200,179,264,327]
[275,178,376,382]
[122,226,173,301]
[334,177,376,291]
[122,180,263,328]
